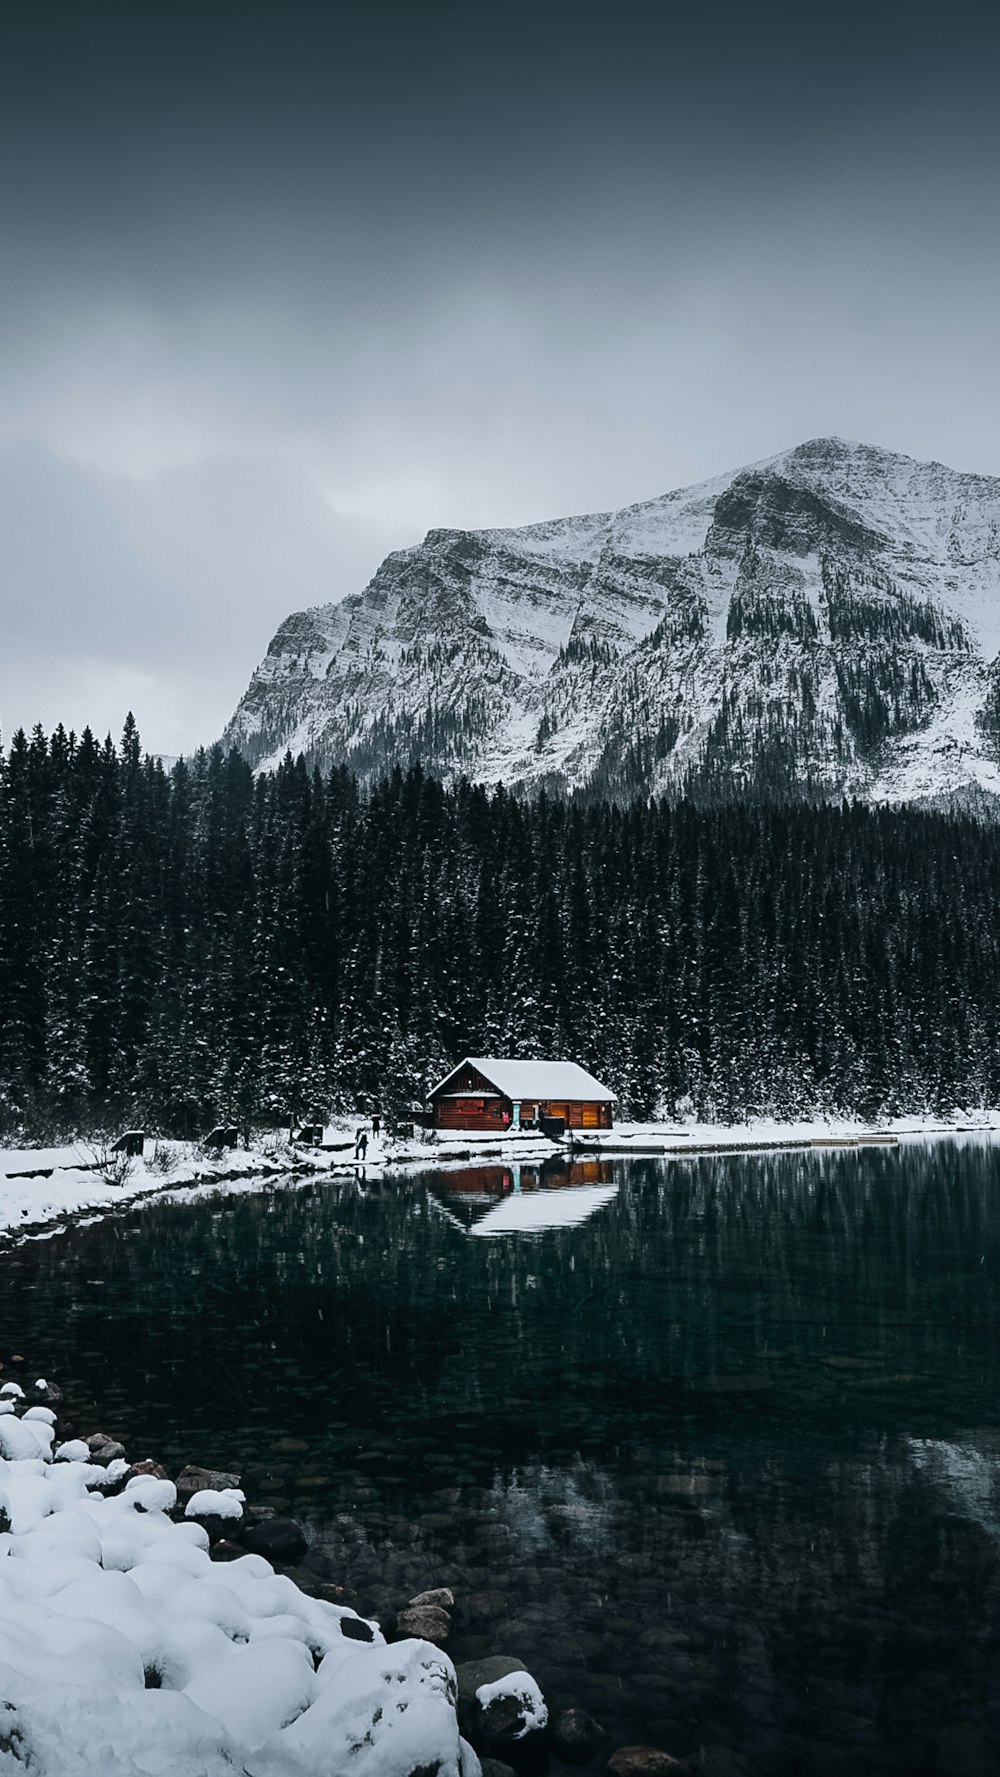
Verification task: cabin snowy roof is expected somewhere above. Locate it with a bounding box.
[430,1057,616,1102]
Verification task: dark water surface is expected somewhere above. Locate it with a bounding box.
[5,1142,1000,1775]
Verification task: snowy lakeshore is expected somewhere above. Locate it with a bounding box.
[0,1372,489,1777]
[5,1127,1000,1775]
[4,1113,1000,1245]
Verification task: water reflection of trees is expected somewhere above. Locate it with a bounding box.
[10,1146,1000,1752]
[13,1141,1000,1445]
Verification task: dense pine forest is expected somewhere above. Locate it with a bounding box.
[1,715,999,1139]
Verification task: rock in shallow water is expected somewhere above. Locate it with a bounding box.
[457,1658,524,1730]
[238,1515,308,1564]
[86,1432,127,1466]
[455,1657,548,1756]
[396,1603,452,1645]
[183,1486,247,1545]
[604,1749,696,1777]
[125,1459,170,1482]
[549,1706,609,1764]
[410,1586,456,1610]
[27,1378,63,1404]
[175,1463,241,1505]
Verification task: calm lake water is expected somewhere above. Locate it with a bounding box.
[5,1142,1000,1775]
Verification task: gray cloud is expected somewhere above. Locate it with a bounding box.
[2,0,1000,750]
[0,443,401,750]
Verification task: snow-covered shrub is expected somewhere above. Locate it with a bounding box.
[77,1139,136,1188]
[257,1131,295,1163]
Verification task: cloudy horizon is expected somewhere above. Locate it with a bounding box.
[3,0,1000,754]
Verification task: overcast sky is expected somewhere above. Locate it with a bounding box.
[3,0,1000,753]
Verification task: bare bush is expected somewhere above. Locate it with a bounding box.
[257,1130,294,1164]
[147,1140,179,1176]
[75,1138,136,1188]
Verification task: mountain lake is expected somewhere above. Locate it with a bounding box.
[4,1140,1000,1775]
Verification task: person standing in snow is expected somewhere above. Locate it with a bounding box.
[371,1112,381,1137]
[355,1128,368,1160]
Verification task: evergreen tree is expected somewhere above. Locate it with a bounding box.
[6,724,1000,1135]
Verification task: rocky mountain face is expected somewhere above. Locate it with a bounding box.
[223,438,1000,806]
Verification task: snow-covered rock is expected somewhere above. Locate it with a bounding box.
[0,1433,468,1777]
[224,437,1000,809]
[183,1486,244,1520]
[455,1654,549,1755]
[252,1637,470,1777]
[54,1439,92,1463]
[124,1475,177,1513]
[0,1415,48,1463]
[474,1668,548,1741]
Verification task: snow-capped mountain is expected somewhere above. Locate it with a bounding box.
[223,438,1000,805]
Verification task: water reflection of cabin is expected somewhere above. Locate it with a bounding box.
[445,1157,616,1197]
[428,1058,615,1132]
[429,1155,617,1231]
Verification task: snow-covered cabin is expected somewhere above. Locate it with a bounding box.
[428,1057,615,1131]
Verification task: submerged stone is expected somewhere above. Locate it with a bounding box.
[698,1375,772,1395]
[239,1515,308,1564]
[604,1750,695,1777]
[550,1706,610,1764]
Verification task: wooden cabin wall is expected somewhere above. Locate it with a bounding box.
[432,1095,613,1130]
[433,1096,512,1130]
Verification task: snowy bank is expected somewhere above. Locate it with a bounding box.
[0,1137,342,1245]
[0,1384,480,1777]
[564,1110,1000,1155]
[0,1124,567,1245]
[4,1111,1000,1248]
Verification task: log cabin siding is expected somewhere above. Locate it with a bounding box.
[429,1059,614,1131]
[434,1096,511,1131]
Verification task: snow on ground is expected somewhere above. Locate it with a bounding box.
[4,1112,1000,1248]
[564,1111,1000,1155]
[0,1124,575,1244]
[0,1139,319,1243]
[0,1425,479,1777]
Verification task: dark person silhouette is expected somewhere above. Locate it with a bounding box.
[355,1129,368,1160]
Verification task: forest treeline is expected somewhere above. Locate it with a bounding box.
[1,716,998,1138]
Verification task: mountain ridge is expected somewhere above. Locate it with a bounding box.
[223,437,1000,806]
